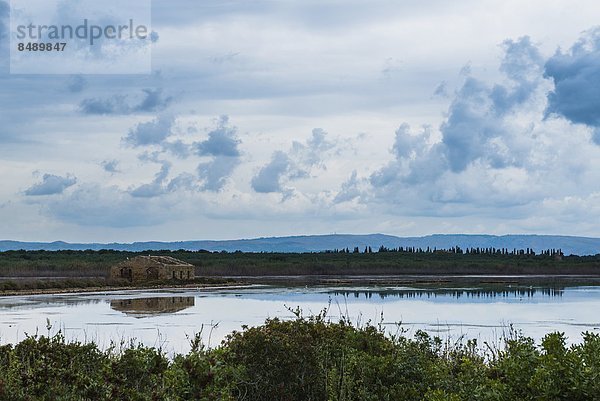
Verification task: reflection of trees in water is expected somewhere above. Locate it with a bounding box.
[330,287,564,300]
[1,298,105,310]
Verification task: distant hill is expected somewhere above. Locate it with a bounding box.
[1,234,599,255]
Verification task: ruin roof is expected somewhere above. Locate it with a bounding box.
[120,255,194,267]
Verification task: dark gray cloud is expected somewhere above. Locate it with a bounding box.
[194,116,241,157]
[130,161,171,198]
[161,140,192,159]
[79,89,172,115]
[25,174,77,196]
[392,123,430,159]
[491,37,544,115]
[594,129,600,145]
[124,116,174,147]
[441,77,501,172]
[198,157,240,192]
[166,173,198,192]
[334,170,361,203]
[251,151,291,193]
[130,160,199,198]
[101,160,120,174]
[441,36,542,172]
[126,119,191,158]
[545,27,600,143]
[124,115,241,193]
[194,116,242,191]
[129,182,166,198]
[79,95,128,115]
[295,128,336,167]
[252,128,337,194]
[433,81,449,98]
[137,151,163,163]
[133,89,173,112]
[370,124,442,187]
[371,36,544,194]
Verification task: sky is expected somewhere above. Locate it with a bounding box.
[1,0,600,242]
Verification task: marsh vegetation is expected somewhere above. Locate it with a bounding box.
[2,313,600,400]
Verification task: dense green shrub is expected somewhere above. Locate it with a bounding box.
[1,318,600,400]
[0,331,109,400]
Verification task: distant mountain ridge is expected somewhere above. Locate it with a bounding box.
[1,234,599,255]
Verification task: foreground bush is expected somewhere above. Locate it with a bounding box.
[1,316,600,400]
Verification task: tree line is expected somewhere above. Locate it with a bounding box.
[325,245,564,258]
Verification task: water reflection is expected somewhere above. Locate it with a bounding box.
[329,286,565,300]
[110,296,194,317]
[0,297,104,310]
[2,284,600,354]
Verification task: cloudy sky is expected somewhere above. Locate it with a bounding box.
[1,0,600,242]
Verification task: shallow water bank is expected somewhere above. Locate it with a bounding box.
[2,281,600,354]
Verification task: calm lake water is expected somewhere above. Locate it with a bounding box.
[1,283,600,354]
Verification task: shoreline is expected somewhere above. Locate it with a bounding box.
[0,280,248,297]
[3,273,600,296]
